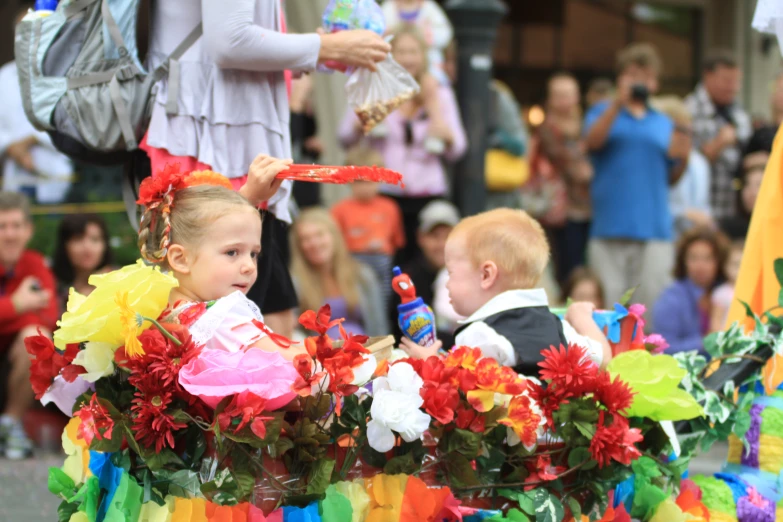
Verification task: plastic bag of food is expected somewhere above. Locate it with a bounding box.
[345,53,420,134]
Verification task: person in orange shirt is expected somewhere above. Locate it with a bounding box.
[332,146,406,307]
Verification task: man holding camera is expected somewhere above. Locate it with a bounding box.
[0,192,58,459]
[584,43,691,325]
[685,51,752,220]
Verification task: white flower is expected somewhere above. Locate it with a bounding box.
[72,341,117,382]
[352,354,377,387]
[372,361,423,394]
[367,388,431,452]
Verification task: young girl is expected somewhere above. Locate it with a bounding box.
[137,154,304,359]
[711,240,743,332]
[561,267,606,310]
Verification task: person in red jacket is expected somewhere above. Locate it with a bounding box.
[0,192,58,459]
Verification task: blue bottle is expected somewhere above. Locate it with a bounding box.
[35,0,59,11]
[392,266,436,347]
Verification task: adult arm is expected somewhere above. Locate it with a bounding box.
[439,86,468,162]
[584,101,622,151]
[652,285,704,354]
[493,88,527,156]
[202,0,321,72]
[338,107,364,149]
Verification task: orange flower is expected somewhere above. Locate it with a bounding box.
[444,346,482,371]
[499,395,543,449]
[467,358,526,412]
[185,170,234,190]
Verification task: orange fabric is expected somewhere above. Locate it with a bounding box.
[727,122,783,329]
[331,196,406,255]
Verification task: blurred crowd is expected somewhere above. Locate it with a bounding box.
[0,0,779,459]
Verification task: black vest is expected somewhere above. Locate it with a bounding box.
[454,306,568,377]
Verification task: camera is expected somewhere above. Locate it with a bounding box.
[630,84,649,103]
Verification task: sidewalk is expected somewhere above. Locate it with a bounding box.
[0,443,729,521]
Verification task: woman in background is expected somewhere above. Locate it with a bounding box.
[52,214,113,309]
[290,208,388,338]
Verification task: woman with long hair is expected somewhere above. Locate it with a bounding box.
[52,214,113,308]
[290,208,388,337]
[652,227,729,353]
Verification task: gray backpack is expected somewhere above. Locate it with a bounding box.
[15,0,201,166]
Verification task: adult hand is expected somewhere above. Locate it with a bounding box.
[6,136,37,172]
[399,337,442,360]
[669,128,692,161]
[319,30,391,72]
[239,154,291,206]
[614,75,633,107]
[717,124,737,148]
[12,276,50,314]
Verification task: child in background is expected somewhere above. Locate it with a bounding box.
[331,145,405,306]
[561,267,606,310]
[400,208,612,378]
[138,154,305,359]
[382,0,453,85]
[711,240,743,332]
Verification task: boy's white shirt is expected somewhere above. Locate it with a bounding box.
[454,289,604,369]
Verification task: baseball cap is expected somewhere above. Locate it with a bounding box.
[418,200,460,233]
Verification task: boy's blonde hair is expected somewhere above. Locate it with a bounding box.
[450,208,550,289]
[344,144,384,168]
[139,185,258,265]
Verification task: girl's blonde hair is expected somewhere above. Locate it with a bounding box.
[389,24,430,81]
[290,207,362,313]
[138,185,258,265]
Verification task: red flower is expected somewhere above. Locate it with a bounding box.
[291,354,326,397]
[25,333,80,398]
[589,411,643,468]
[454,404,486,433]
[146,327,201,391]
[177,302,207,327]
[474,358,526,396]
[421,381,460,425]
[137,163,190,206]
[526,380,569,430]
[132,391,187,453]
[217,391,273,440]
[538,344,597,394]
[61,364,87,383]
[299,305,343,336]
[499,395,543,449]
[593,372,636,414]
[75,394,115,446]
[523,454,567,489]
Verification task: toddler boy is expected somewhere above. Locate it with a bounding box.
[401,208,611,377]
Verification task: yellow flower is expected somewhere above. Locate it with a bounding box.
[54,260,178,349]
[73,342,117,382]
[117,291,145,357]
[62,418,91,485]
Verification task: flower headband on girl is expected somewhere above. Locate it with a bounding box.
[136,164,234,264]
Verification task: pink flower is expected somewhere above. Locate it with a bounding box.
[178,349,298,410]
[628,304,647,331]
[644,334,669,354]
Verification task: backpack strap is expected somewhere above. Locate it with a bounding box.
[153,23,203,115]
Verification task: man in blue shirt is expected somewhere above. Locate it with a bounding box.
[584,43,691,324]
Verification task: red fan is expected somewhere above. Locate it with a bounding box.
[276,164,404,187]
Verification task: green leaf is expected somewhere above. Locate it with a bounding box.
[533,489,564,522]
[233,470,255,501]
[566,497,582,521]
[164,470,202,498]
[505,509,532,522]
[143,449,185,472]
[573,420,595,440]
[443,452,480,487]
[306,458,335,495]
[361,444,389,469]
[445,428,482,458]
[774,259,783,289]
[384,452,417,475]
[567,447,591,468]
[57,500,79,522]
[618,286,638,306]
[704,391,732,424]
[48,467,76,498]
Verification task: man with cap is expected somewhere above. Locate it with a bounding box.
[388,200,460,344]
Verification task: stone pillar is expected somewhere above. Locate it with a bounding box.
[444,0,507,217]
